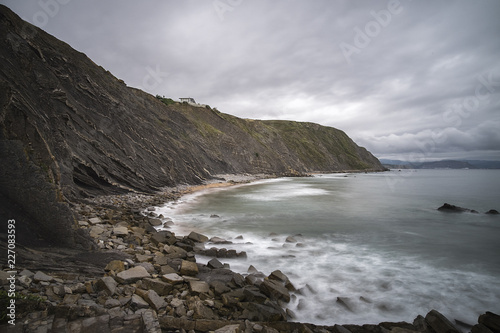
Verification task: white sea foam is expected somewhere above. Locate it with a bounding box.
[192,232,500,326]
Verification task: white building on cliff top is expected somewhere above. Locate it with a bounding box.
[179,97,207,108]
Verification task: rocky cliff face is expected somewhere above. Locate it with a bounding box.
[0,5,384,248]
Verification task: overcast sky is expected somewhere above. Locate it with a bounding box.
[2,0,499,161]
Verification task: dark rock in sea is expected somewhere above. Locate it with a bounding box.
[207,258,225,269]
[187,231,209,243]
[259,279,291,303]
[425,309,461,333]
[485,209,500,215]
[336,297,355,313]
[479,312,500,333]
[438,203,478,213]
[472,323,495,333]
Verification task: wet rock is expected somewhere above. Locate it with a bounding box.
[337,297,354,312]
[116,266,151,284]
[479,312,500,333]
[285,236,297,243]
[148,217,163,226]
[243,287,267,303]
[472,324,495,333]
[210,236,232,244]
[210,280,232,296]
[243,301,286,322]
[163,245,188,259]
[180,260,199,276]
[268,270,295,291]
[485,209,500,215]
[438,203,478,213]
[151,231,177,246]
[188,231,209,243]
[259,279,291,303]
[208,258,225,269]
[425,309,461,333]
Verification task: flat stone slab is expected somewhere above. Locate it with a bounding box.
[33,271,54,282]
[189,280,210,295]
[113,226,129,236]
[161,273,184,285]
[116,266,151,284]
[88,217,103,225]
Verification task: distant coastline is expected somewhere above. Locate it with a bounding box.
[380,159,500,170]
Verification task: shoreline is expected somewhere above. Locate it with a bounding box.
[1,173,498,332]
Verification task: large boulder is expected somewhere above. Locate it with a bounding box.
[116,266,151,284]
[259,279,291,302]
[188,231,209,243]
[151,231,177,246]
[189,280,210,295]
[180,260,199,276]
[143,278,173,296]
[143,289,165,311]
[95,276,117,296]
[161,273,184,285]
[425,310,461,333]
[479,312,500,333]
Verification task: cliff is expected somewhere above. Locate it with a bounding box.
[0,5,384,248]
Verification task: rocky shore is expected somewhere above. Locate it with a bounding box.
[1,176,499,333]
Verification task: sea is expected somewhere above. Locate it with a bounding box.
[154,169,500,327]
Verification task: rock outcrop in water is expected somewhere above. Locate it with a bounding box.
[438,203,479,213]
[437,203,499,215]
[0,5,384,248]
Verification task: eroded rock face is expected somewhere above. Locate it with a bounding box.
[0,4,384,249]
